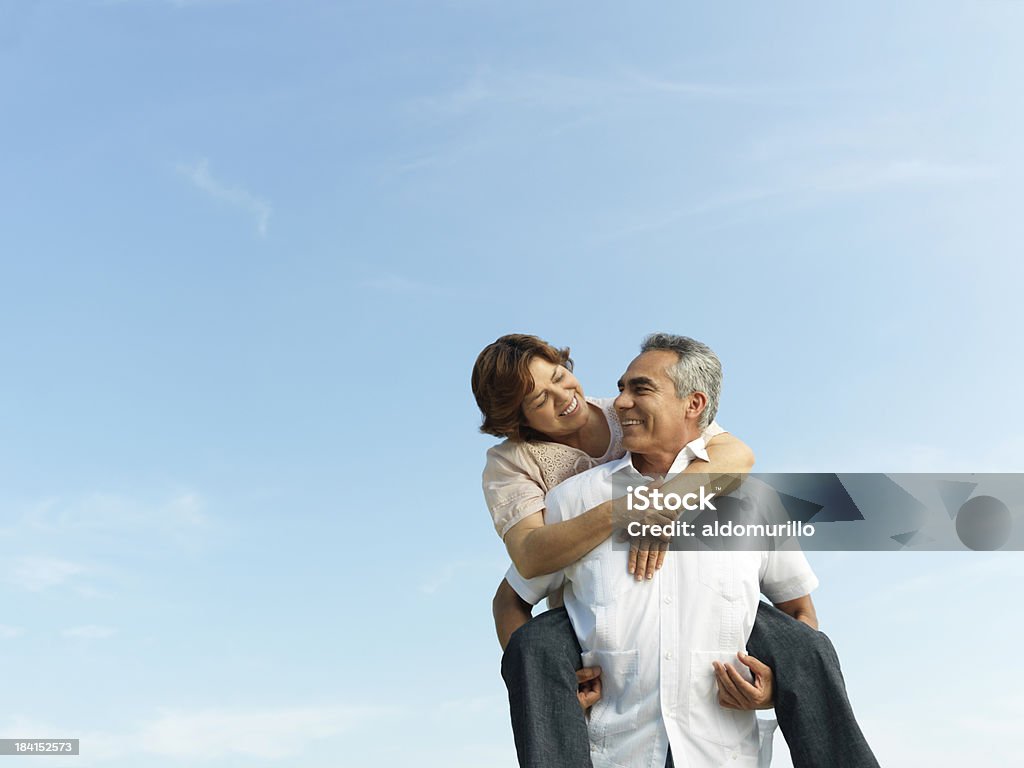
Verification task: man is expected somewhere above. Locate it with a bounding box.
[501,335,824,767]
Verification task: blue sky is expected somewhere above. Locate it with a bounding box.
[1,1,1023,765]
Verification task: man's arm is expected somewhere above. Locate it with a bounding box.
[773,593,818,630]
[492,578,534,651]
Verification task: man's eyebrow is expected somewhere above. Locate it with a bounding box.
[623,376,657,389]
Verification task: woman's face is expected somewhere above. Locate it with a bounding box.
[521,356,588,438]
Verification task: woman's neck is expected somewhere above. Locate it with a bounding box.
[548,401,611,458]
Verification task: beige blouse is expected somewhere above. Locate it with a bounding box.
[482,397,726,539]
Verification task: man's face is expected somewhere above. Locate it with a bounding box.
[614,350,700,457]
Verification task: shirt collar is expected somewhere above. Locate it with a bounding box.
[609,435,710,479]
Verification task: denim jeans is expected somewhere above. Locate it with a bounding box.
[500,602,880,768]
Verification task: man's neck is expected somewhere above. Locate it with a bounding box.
[631,451,673,478]
[632,432,700,477]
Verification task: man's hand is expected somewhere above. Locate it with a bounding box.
[576,666,602,711]
[713,652,774,710]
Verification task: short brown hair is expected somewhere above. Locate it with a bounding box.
[471,334,573,441]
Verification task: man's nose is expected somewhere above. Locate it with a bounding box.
[614,391,631,411]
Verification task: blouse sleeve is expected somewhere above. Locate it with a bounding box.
[482,444,547,539]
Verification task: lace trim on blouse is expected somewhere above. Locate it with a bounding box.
[523,400,623,492]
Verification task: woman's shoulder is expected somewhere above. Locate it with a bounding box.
[485,437,534,462]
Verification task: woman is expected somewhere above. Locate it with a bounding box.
[472,334,879,768]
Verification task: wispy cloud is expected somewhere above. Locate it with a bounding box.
[600,157,998,242]
[416,69,756,118]
[807,159,997,193]
[63,625,117,640]
[9,490,211,547]
[0,625,25,639]
[4,556,87,592]
[178,159,272,236]
[137,705,389,760]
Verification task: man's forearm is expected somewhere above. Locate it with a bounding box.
[493,578,535,651]
[774,595,819,630]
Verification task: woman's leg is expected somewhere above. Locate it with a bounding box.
[500,607,593,768]
[746,602,880,768]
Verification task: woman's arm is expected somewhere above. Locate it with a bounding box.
[503,503,615,580]
[504,433,756,580]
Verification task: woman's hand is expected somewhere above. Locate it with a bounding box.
[576,666,603,711]
[627,535,670,581]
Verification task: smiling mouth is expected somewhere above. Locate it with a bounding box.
[621,418,644,428]
[559,395,580,417]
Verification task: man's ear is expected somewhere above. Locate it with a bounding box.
[686,392,708,421]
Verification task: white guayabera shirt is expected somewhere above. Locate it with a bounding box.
[506,438,819,768]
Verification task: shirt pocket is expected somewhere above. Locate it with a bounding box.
[697,550,761,601]
[582,648,641,751]
[688,651,759,749]
[571,544,633,608]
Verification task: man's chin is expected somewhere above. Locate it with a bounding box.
[621,437,646,454]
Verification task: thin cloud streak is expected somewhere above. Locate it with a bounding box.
[178,159,272,236]
[600,158,998,242]
[415,69,763,118]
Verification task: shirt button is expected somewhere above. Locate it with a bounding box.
[664,596,672,604]
[664,651,673,660]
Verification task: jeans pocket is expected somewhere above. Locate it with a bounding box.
[688,650,759,749]
[582,648,640,750]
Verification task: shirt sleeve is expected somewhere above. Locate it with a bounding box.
[746,478,819,603]
[760,546,820,604]
[482,445,547,539]
[504,563,565,606]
